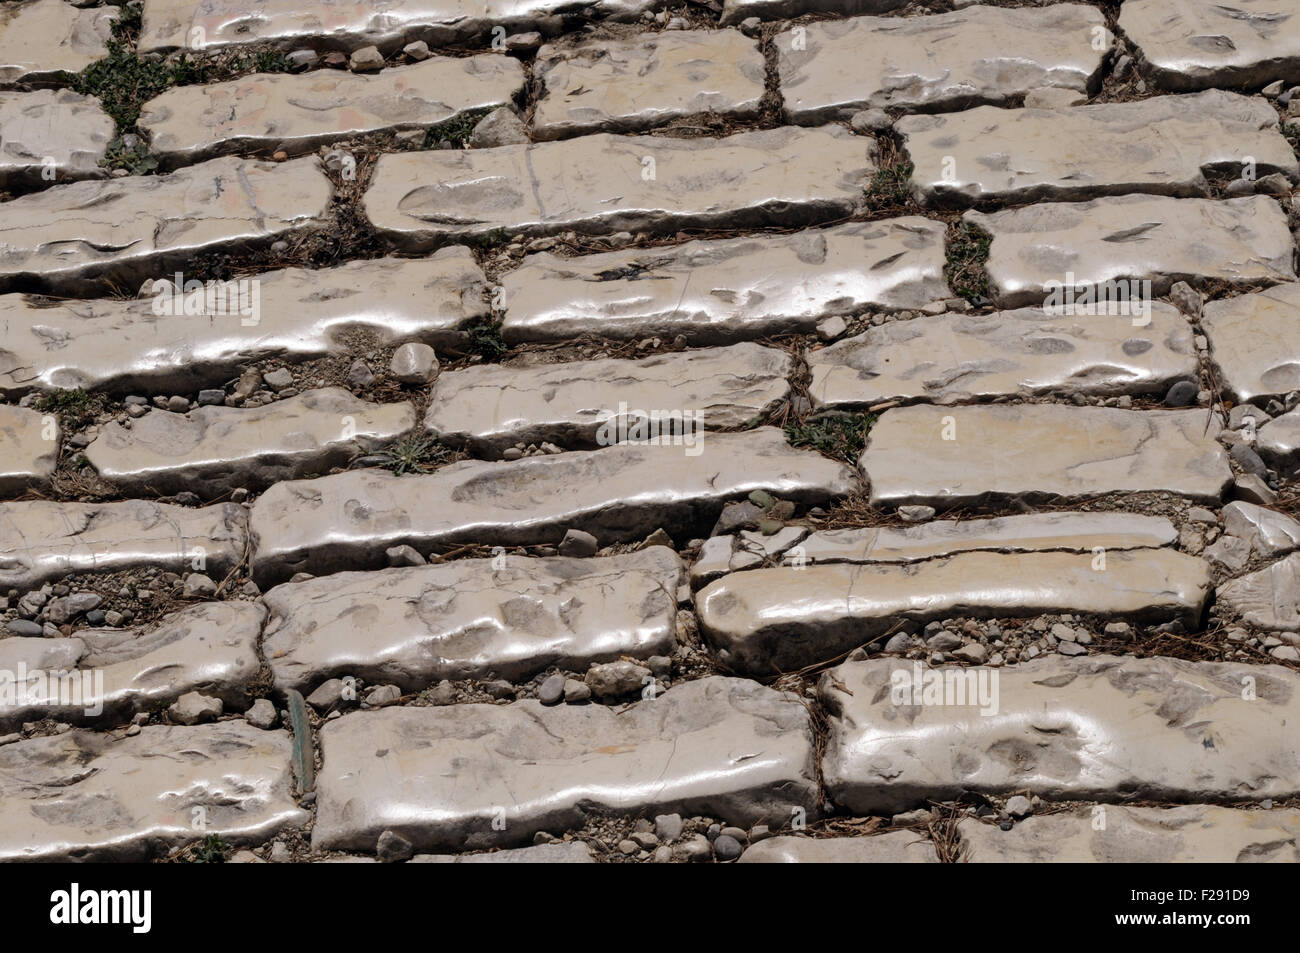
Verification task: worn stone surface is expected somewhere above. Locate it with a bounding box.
[1258,408,1300,474]
[1119,0,1300,91]
[738,832,937,863]
[721,0,907,26]
[862,405,1231,506]
[412,843,596,863]
[250,428,856,584]
[1219,552,1300,632]
[262,549,682,694]
[967,194,1297,308]
[697,549,1210,673]
[140,0,662,53]
[86,388,416,496]
[820,655,1300,814]
[0,404,57,497]
[425,344,791,454]
[500,218,949,345]
[961,806,1300,863]
[797,512,1178,566]
[808,303,1196,407]
[0,602,264,729]
[139,55,524,165]
[533,30,764,139]
[901,92,1298,206]
[0,721,307,861]
[0,155,333,295]
[0,499,247,592]
[363,126,873,247]
[0,250,487,398]
[0,90,114,190]
[312,676,818,851]
[0,0,117,85]
[1223,501,1300,557]
[1203,283,1300,404]
[777,4,1106,122]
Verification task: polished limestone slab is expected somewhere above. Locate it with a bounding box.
[86,388,417,496]
[1203,283,1300,404]
[0,0,117,85]
[0,90,114,190]
[777,4,1107,122]
[0,155,333,296]
[966,194,1296,308]
[533,30,765,139]
[0,250,488,398]
[499,219,949,345]
[249,428,858,585]
[1218,552,1300,632]
[0,499,247,592]
[424,343,792,454]
[0,722,308,861]
[262,549,682,694]
[362,126,874,247]
[861,405,1232,506]
[1119,0,1300,91]
[808,303,1196,407]
[0,602,265,729]
[739,832,937,863]
[960,806,1300,863]
[0,405,58,497]
[312,676,818,851]
[900,91,1297,205]
[820,655,1300,814]
[697,549,1210,673]
[139,54,525,165]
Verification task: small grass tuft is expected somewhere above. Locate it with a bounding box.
[863,160,915,212]
[423,107,493,149]
[188,834,229,863]
[945,222,992,302]
[785,412,876,464]
[465,317,509,360]
[378,434,451,476]
[35,388,102,430]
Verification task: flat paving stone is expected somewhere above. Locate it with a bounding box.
[362,126,873,247]
[140,0,662,53]
[861,405,1232,507]
[720,0,907,26]
[1223,501,1300,557]
[820,655,1300,814]
[1258,408,1300,474]
[139,54,525,166]
[0,155,333,296]
[0,250,488,398]
[697,549,1210,673]
[777,4,1107,123]
[412,843,596,863]
[262,549,682,694]
[500,218,950,345]
[0,499,247,592]
[796,512,1179,566]
[0,602,264,730]
[424,343,792,454]
[85,387,417,497]
[0,89,114,190]
[533,30,764,140]
[0,0,117,85]
[738,832,937,863]
[901,91,1297,206]
[961,806,1300,863]
[0,404,58,497]
[808,302,1196,408]
[1120,0,1300,91]
[1219,551,1300,632]
[249,428,857,584]
[312,676,818,851]
[966,194,1296,308]
[1203,283,1300,403]
[0,721,308,861]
